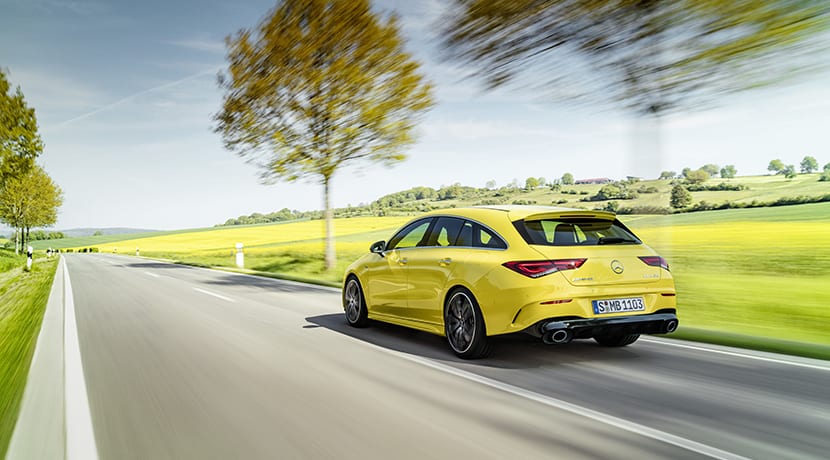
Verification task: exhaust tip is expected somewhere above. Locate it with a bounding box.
[551,329,571,343]
[542,328,573,344]
[665,319,678,333]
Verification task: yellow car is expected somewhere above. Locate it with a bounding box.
[343,206,678,359]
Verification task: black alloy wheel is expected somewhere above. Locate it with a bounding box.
[343,277,368,327]
[444,288,492,359]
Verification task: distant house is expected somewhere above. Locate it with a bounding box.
[574,177,612,185]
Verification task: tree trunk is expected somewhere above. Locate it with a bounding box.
[323,178,335,271]
[14,228,19,255]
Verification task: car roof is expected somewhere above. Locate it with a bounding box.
[423,205,616,222]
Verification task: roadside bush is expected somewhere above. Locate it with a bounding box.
[617,206,671,215]
[603,201,620,212]
[512,199,537,205]
[0,249,23,273]
[584,182,638,201]
[687,182,749,192]
[673,194,830,213]
[690,200,717,211]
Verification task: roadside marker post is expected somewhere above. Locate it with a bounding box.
[235,243,244,268]
[135,247,139,257]
[26,245,33,271]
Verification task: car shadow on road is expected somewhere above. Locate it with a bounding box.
[305,313,646,370]
[203,274,333,293]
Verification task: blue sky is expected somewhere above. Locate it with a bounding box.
[2,0,829,230]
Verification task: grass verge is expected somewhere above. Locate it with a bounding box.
[666,327,830,361]
[0,255,58,458]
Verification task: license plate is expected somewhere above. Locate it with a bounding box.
[592,297,645,314]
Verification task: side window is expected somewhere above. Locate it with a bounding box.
[455,221,473,247]
[474,224,507,249]
[387,219,433,250]
[426,217,465,247]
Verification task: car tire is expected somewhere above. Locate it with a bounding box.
[594,332,640,347]
[343,276,369,328]
[444,288,492,359]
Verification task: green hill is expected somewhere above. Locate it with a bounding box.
[220,172,830,226]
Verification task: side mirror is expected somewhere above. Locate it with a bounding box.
[370,240,386,256]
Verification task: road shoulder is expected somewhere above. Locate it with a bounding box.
[7,257,66,460]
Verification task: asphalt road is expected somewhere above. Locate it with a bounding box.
[56,254,830,459]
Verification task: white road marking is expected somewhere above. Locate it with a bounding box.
[335,333,748,460]
[63,258,100,460]
[143,271,161,278]
[193,287,235,303]
[640,338,830,372]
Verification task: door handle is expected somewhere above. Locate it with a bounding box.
[439,258,452,265]
[399,258,408,265]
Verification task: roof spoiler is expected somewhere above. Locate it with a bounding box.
[522,210,617,221]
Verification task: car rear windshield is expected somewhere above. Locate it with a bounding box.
[513,218,641,246]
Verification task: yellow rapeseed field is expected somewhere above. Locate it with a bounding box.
[94,216,410,254]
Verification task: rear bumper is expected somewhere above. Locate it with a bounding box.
[537,311,678,339]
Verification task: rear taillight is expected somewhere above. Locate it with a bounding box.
[503,259,587,278]
[639,256,670,271]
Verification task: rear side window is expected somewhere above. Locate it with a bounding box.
[458,221,507,249]
[514,218,641,246]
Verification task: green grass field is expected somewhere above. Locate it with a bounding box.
[0,253,58,458]
[379,172,829,214]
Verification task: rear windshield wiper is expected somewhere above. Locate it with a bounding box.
[597,237,638,245]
